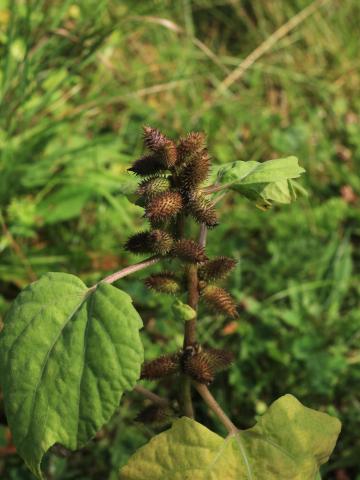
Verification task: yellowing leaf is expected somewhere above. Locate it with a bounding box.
[120,394,340,480]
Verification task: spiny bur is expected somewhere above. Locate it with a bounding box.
[172,239,208,264]
[145,190,183,223]
[201,285,238,318]
[128,153,165,176]
[178,150,210,191]
[141,353,180,380]
[143,126,177,168]
[188,193,219,228]
[145,272,181,294]
[199,257,237,281]
[177,132,206,165]
[181,345,233,384]
[182,350,214,385]
[138,176,171,199]
[204,347,234,372]
[135,405,175,428]
[125,230,173,255]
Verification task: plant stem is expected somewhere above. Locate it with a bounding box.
[180,376,194,418]
[91,256,160,289]
[181,264,198,418]
[195,225,239,434]
[181,222,208,417]
[194,383,238,434]
[199,223,207,248]
[174,213,196,418]
[134,385,169,408]
[184,222,208,346]
[184,264,199,348]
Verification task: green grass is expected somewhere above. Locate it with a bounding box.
[0,0,359,478]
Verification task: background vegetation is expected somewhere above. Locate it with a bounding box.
[0,0,359,478]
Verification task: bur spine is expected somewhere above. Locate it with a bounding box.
[178,150,210,191]
[145,272,181,294]
[205,347,234,372]
[199,257,237,281]
[145,191,183,223]
[138,177,171,199]
[143,126,177,168]
[128,153,165,176]
[141,354,180,380]
[201,285,238,318]
[172,239,208,264]
[188,192,219,228]
[182,350,214,385]
[125,230,173,255]
[177,132,206,165]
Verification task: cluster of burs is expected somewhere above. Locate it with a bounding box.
[125,127,238,405]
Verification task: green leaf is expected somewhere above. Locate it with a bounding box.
[172,299,196,322]
[0,272,144,479]
[217,156,305,185]
[215,157,306,207]
[120,394,340,480]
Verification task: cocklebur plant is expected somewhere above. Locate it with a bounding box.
[0,127,341,479]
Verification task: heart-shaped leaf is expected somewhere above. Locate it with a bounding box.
[120,394,340,479]
[0,272,144,479]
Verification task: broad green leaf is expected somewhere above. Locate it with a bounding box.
[120,394,340,480]
[233,179,298,207]
[216,157,305,185]
[0,272,144,479]
[172,299,196,322]
[214,157,306,206]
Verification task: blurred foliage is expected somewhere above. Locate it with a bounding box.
[0,0,359,479]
